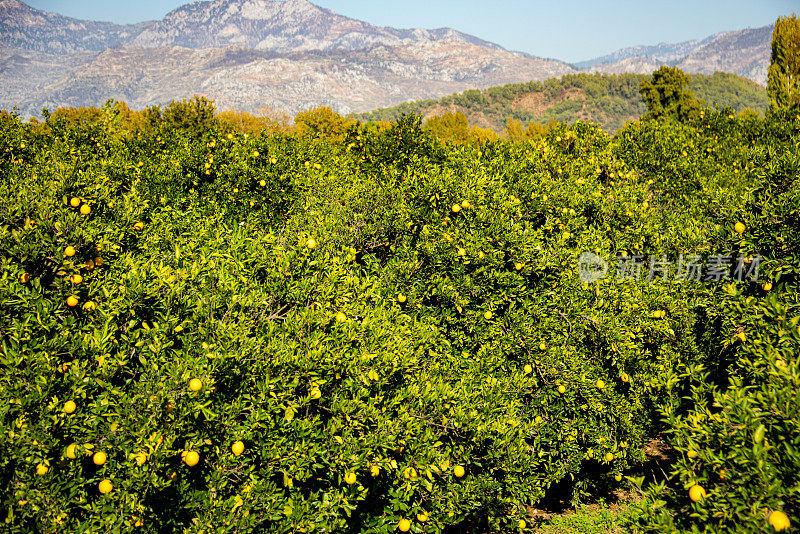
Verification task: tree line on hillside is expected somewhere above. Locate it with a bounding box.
[354,71,769,133]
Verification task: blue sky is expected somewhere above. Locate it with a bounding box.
[25,0,796,62]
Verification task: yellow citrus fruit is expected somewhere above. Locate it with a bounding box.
[768,510,791,531]
[19,272,30,284]
[270,157,278,164]
[134,221,145,231]
[596,379,606,389]
[515,262,523,271]
[259,180,266,187]
[335,312,346,323]
[763,282,772,291]
[135,452,147,466]
[398,518,411,532]
[614,473,623,482]
[687,450,698,459]
[461,200,470,209]
[737,332,747,342]
[689,484,706,502]
[451,204,461,213]
[83,301,97,311]
[63,400,76,414]
[484,311,493,320]
[310,387,322,400]
[70,197,81,207]
[344,472,357,485]
[231,441,244,456]
[397,294,407,303]
[518,519,527,529]
[189,378,202,391]
[306,238,317,249]
[70,273,83,284]
[65,246,76,257]
[621,372,630,383]
[80,204,91,215]
[453,465,465,477]
[66,296,79,307]
[93,451,107,465]
[36,464,48,475]
[734,222,745,234]
[66,443,78,459]
[523,364,532,374]
[539,342,547,351]
[558,385,566,394]
[183,451,200,466]
[417,511,429,522]
[605,452,614,462]
[98,479,113,494]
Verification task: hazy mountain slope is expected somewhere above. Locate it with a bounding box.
[582,25,772,85]
[575,34,719,69]
[0,0,151,54]
[128,0,502,51]
[0,0,576,117]
[0,46,97,110]
[2,41,574,117]
[678,25,772,85]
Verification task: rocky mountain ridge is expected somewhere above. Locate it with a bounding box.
[581,24,772,86]
[0,0,776,118]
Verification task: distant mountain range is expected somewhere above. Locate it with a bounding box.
[0,0,775,118]
[578,25,772,86]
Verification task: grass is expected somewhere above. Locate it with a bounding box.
[531,499,640,533]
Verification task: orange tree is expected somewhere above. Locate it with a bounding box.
[619,109,800,533]
[0,101,798,533]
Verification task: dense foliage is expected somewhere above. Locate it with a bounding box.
[639,67,702,122]
[0,78,798,534]
[767,14,800,114]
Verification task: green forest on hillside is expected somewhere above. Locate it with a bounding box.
[354,72,769,133]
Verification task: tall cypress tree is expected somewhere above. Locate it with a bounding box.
[767,14,800,114]
[639,66,702,121]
